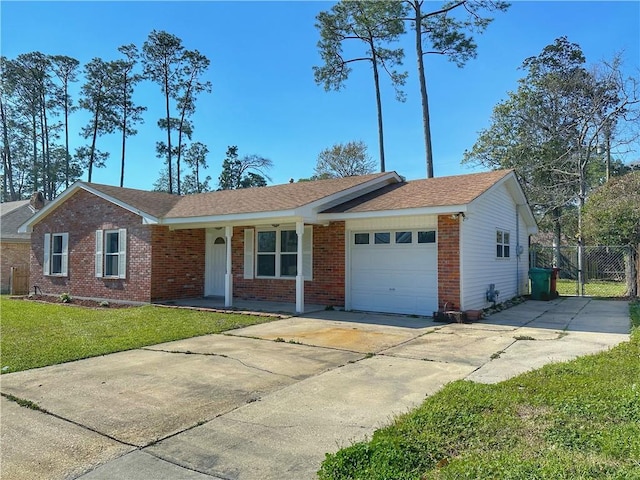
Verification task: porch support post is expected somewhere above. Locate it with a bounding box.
[295,221,304,314]
[224,226,233,307]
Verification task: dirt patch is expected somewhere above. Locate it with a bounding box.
[16,295,136,309]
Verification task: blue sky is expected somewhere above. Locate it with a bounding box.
[2,1,639,191]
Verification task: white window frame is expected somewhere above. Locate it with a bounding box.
[43,232,68,276]
[96,229,127,279]
[254,226,312,280]
[496,229,511,259]
[352,229,437,247]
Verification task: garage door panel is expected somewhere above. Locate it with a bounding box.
[350,238,438,316]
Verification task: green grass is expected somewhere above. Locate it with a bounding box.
[0,298,275,373]
[556,279,627,297]
[318,302,640,480]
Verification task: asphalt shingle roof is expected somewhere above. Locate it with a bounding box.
[164,172,390,218]
[322,170,513,213]
[1,201,36,240]
[79,170,513,221]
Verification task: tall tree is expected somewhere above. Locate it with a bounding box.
[114,44,146,187]
[182,141,211,193]
[314,140,375,178]
[217,146,272,190]
[463,37,639,271]
[78,58,119,182]
[173,50,211,195]
[402,0,509,178]
[50,55,80,189]
[314,1,407,172]
[142,30,184,193]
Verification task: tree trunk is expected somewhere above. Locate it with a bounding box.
[413,1,434,178]
[371,50,386,172]
[31,112,38,193]
[120,75,128,188]
[88,107,100,183]
[163,70,173,194]
[64,83,70,189]
[0,99,16,200]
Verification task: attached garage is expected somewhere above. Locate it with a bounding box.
[347,224,438,316]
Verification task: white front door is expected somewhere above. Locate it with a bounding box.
[205,231,226,296]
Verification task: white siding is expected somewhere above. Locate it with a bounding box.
[346,214,438,232]
[460,184,530,310]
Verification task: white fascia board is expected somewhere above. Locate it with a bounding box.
[305,172,402,213]
[164,210,303,230]
[18,182,160,233]
[318,204,468,221]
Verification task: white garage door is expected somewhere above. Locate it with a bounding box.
[350,230,437,316]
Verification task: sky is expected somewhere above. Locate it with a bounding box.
[2,1,639,192]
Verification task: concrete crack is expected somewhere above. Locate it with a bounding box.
[141,347,297,380]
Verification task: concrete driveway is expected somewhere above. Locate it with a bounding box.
[0,297,631,480]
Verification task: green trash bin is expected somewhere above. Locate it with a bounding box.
[529,267,552,300]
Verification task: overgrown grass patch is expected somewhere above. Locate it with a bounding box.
[0,297,275,373]
[319,302,639,479]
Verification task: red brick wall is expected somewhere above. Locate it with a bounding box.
[30,189,153,302]
[149,226,205,301]
[29,189,207,303]
[1,241,30,293]
[232,222,346,307]
[438,215,461,310]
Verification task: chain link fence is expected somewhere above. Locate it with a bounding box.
[530,244,638,298]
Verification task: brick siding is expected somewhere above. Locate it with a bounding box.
[232,222,346,307]
[437,215,461,310]
[150,225,205,301]
[1,241,30,293]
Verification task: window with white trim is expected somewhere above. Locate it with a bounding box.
[353,230,436,245]
[43,233,68,276]
[253,226,312,279]
[95,229,127,278]
[496,229,510,258]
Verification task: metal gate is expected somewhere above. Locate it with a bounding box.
[529,245,636,298]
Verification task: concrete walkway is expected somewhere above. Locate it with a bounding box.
[0,297,631,480]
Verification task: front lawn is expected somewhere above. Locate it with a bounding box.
[319,302,640,479]
[0,298,275,373]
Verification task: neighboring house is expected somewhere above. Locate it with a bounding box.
[1,193,46,294]
[19,170,537,315]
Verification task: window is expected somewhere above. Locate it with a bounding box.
[354,233,369,245]
[497,230,510,258]
[353,230,437,246]
[253,227,312,279]
[43,233,68,276]
[417,231,436,244]
[374,232,390,244]
[96,229,127,278]
[395,231,412,244]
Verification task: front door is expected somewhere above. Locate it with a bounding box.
[205,230,226,296]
